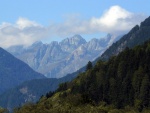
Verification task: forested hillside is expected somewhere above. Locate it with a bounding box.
[14,40,150,113]
[0,73,78,111]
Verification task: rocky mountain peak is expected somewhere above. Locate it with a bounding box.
[31,41,43,47]
[49,41,59,46]
[128,25,139,35]
[141,16,150,27]
[86,38,101,50]
[60,34,86,46]
[59,34,86,53]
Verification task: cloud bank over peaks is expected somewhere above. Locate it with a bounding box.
[51,5,146,35]
[16,17,40,29]
[0,18,49,48]
[0,5,147,48]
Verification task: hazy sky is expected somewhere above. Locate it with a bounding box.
[0,0,149,48]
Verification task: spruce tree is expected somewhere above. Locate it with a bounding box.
[86,61,93,70]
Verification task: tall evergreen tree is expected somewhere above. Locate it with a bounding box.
[140,74,150,107]
[86,61,93,70]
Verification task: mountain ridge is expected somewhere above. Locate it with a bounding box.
[98,16,150,61]
[7,34,119,78]
[0,47,45,94]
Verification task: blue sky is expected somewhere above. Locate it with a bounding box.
[0,0,149,48]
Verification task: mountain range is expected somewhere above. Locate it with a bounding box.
[7,34,119,78]
[1,16,150,112]
[13,17,150,113]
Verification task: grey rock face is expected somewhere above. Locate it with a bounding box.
[7,34,119,78]
[60,34,86,53]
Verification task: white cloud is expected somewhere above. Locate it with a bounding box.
[49,5,146,36]
[89,5,146,34]
[0,5,147,48]
[16,17,40,29]
[92,5,132,27]
[0,18,49,48]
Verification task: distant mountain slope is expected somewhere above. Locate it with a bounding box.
[98,16,150,60]
[0,47,45,94]
[7,34,119,78]
[0,72,78,111]
[0,78,58,110]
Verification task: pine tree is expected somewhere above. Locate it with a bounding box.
[86,61,93,70]
[140,74,150,107]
